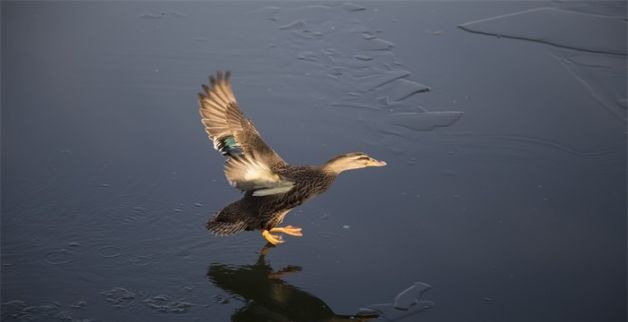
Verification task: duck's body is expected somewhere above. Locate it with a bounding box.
[198,71,386,245]
[207,165,335,235]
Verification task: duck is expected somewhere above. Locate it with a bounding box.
[198,71,386,245]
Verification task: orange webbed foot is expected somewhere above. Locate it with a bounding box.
[270,225,303,237]
[262,230,284,245]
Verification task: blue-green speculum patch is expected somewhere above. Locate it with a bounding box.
[218,136,243,157]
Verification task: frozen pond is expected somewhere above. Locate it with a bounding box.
[2,2,626,321]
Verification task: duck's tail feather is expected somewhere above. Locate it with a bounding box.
[206,214,249,236]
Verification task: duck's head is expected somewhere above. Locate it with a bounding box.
[322,152,387,174]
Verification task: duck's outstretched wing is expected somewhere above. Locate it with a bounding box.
[198,71,291,195]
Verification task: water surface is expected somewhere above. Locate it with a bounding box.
[2,2,626,322]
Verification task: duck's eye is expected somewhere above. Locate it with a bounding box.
[356,156,370,161]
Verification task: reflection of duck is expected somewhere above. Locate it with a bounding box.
[198,71,386,245]
[207,247,378,322]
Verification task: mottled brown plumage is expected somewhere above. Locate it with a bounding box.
[198,71,386,245]
[207,166,335,235]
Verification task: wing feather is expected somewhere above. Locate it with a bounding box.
[224,154,294,194]
[198,71,289,194]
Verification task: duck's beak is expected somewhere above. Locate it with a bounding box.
[368,159,387,167]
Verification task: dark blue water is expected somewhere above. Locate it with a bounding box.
[2,2,626,322]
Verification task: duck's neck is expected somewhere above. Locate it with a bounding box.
[321,157,359,175]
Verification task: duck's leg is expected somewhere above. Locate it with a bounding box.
[270,225,303,237]
[262,229,284,245]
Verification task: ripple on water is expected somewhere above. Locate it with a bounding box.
[250,2,462,135]
[390,111,464,131]
[279,19,307,31]
[98,245,121,258]
[360,38,395,51]
[143,295,193,313]
[1,299,92,321]
[101,287,137,307]
[458,7,627,55]
[393,282,432,310]
[341,2,366,12]
[139,10,185,19]
[297,51,319,62]
[363,282,435,320]
[384,79,431,102]
[552,52,627,122]
[45,249,75,265]
[101,287,194,313]
[355,70,410,92]
[129,255,156,266]
[353,54,373,61]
